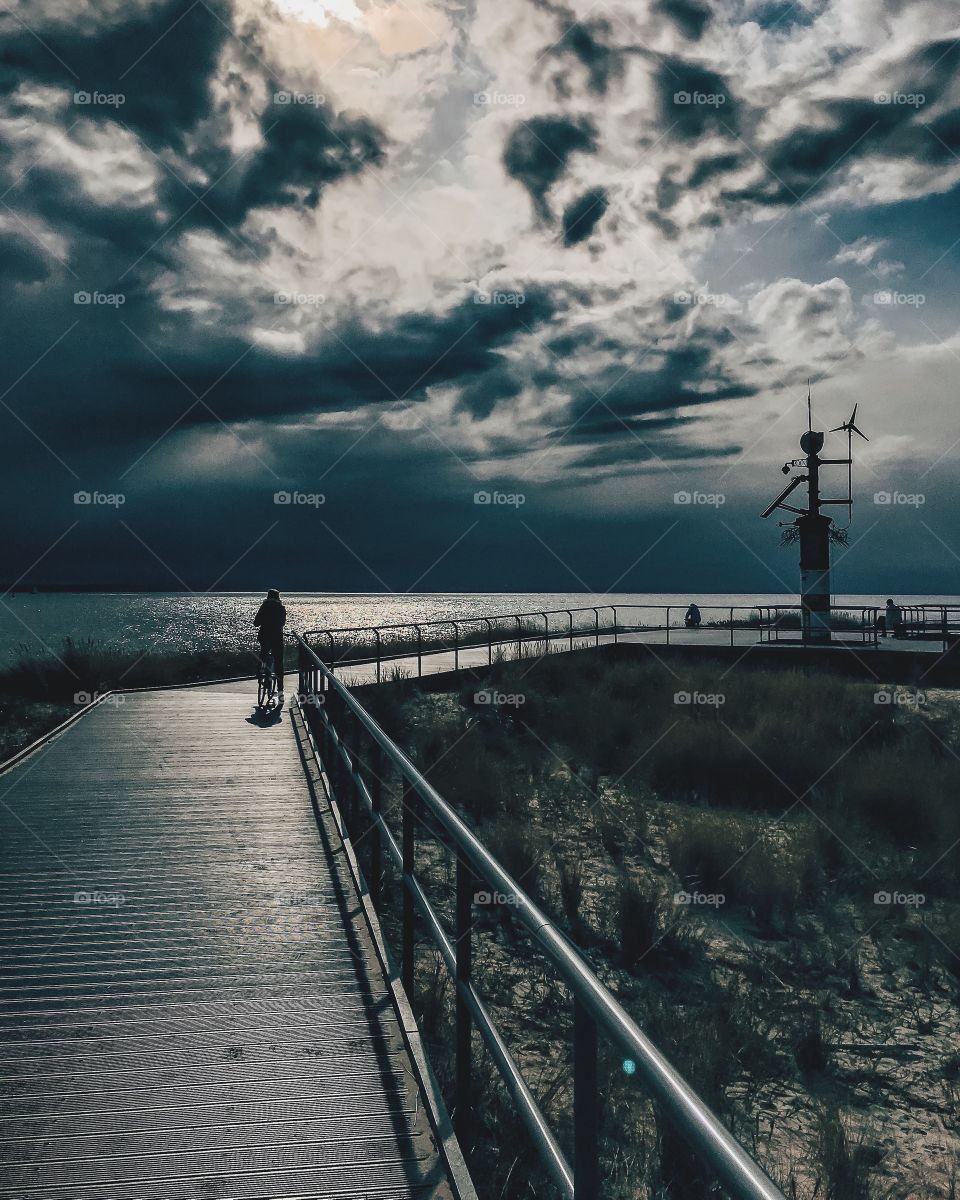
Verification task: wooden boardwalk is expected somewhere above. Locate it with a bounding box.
[0,682,456,1200]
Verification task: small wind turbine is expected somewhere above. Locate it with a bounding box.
[830,404,869,525]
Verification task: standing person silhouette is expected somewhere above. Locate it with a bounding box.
[254,589,287,702]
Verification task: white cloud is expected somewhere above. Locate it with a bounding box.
[834,236,887,266]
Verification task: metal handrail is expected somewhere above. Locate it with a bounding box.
[303,603,892,674]
[755,605,881,646]
[296,634,787,1200]
[304,603,765,675]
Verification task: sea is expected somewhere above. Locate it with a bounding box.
[2,592,958,663]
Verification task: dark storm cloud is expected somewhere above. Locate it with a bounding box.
[454,364,524,420]
[565,435,741,472]
[550,19,627,97]
[686,152,743,192]
[0,0,231,149]
[529,0,631,97]
[561,186,608,245]
[657,57,738,139]
[197,100,387,227]
[0,229,50,283]
[529,330,758,471]
[3,285,560,468]
[714,38,960,209]
[502,115,599,221]
[748,0,821,30]
[0,0,389,256]
[653,0,712,41]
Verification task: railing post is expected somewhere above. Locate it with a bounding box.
[666,606,670,645]
[326,688,341,797]
[516,615,522,660]
[453,622,459,671]
[612,606,618,645]
[567,610,574,651]
[543,612,550,654]
[414,624,422,678]
[455,854,473,1157]
[402,781,416,1003]
[341,707,356,835]
[730,606,734,647]
[574,997,599,1200]
[375,628,382,684]
[369,742,384,912]
[484,619,492,667]
[593,608,599,647]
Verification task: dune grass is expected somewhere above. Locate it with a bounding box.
[350,648,960,1200]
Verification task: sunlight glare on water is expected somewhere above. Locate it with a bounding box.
[2,591,958,662]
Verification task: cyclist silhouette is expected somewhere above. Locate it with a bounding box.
[254,589,287,701]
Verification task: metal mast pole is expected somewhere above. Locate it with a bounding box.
[797,430,831,643]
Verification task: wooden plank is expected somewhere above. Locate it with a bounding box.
[0,687,455,1199]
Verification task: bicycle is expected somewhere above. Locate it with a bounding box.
[257,648,279,710]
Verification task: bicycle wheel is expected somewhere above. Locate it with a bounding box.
[257,654,275,709]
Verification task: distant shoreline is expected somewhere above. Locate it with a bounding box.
[6,587,960,601]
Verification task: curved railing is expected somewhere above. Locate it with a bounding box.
[302,603,889,678]
[295,634,788,1200]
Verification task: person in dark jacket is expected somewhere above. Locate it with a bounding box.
[254,589,287,698]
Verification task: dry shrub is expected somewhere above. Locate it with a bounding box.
[667,811,826,932]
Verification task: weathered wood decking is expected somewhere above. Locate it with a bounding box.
[0,682,455,1199]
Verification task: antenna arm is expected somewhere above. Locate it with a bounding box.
[759,474,806,518]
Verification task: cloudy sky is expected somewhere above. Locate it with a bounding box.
[2,0,959,594]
